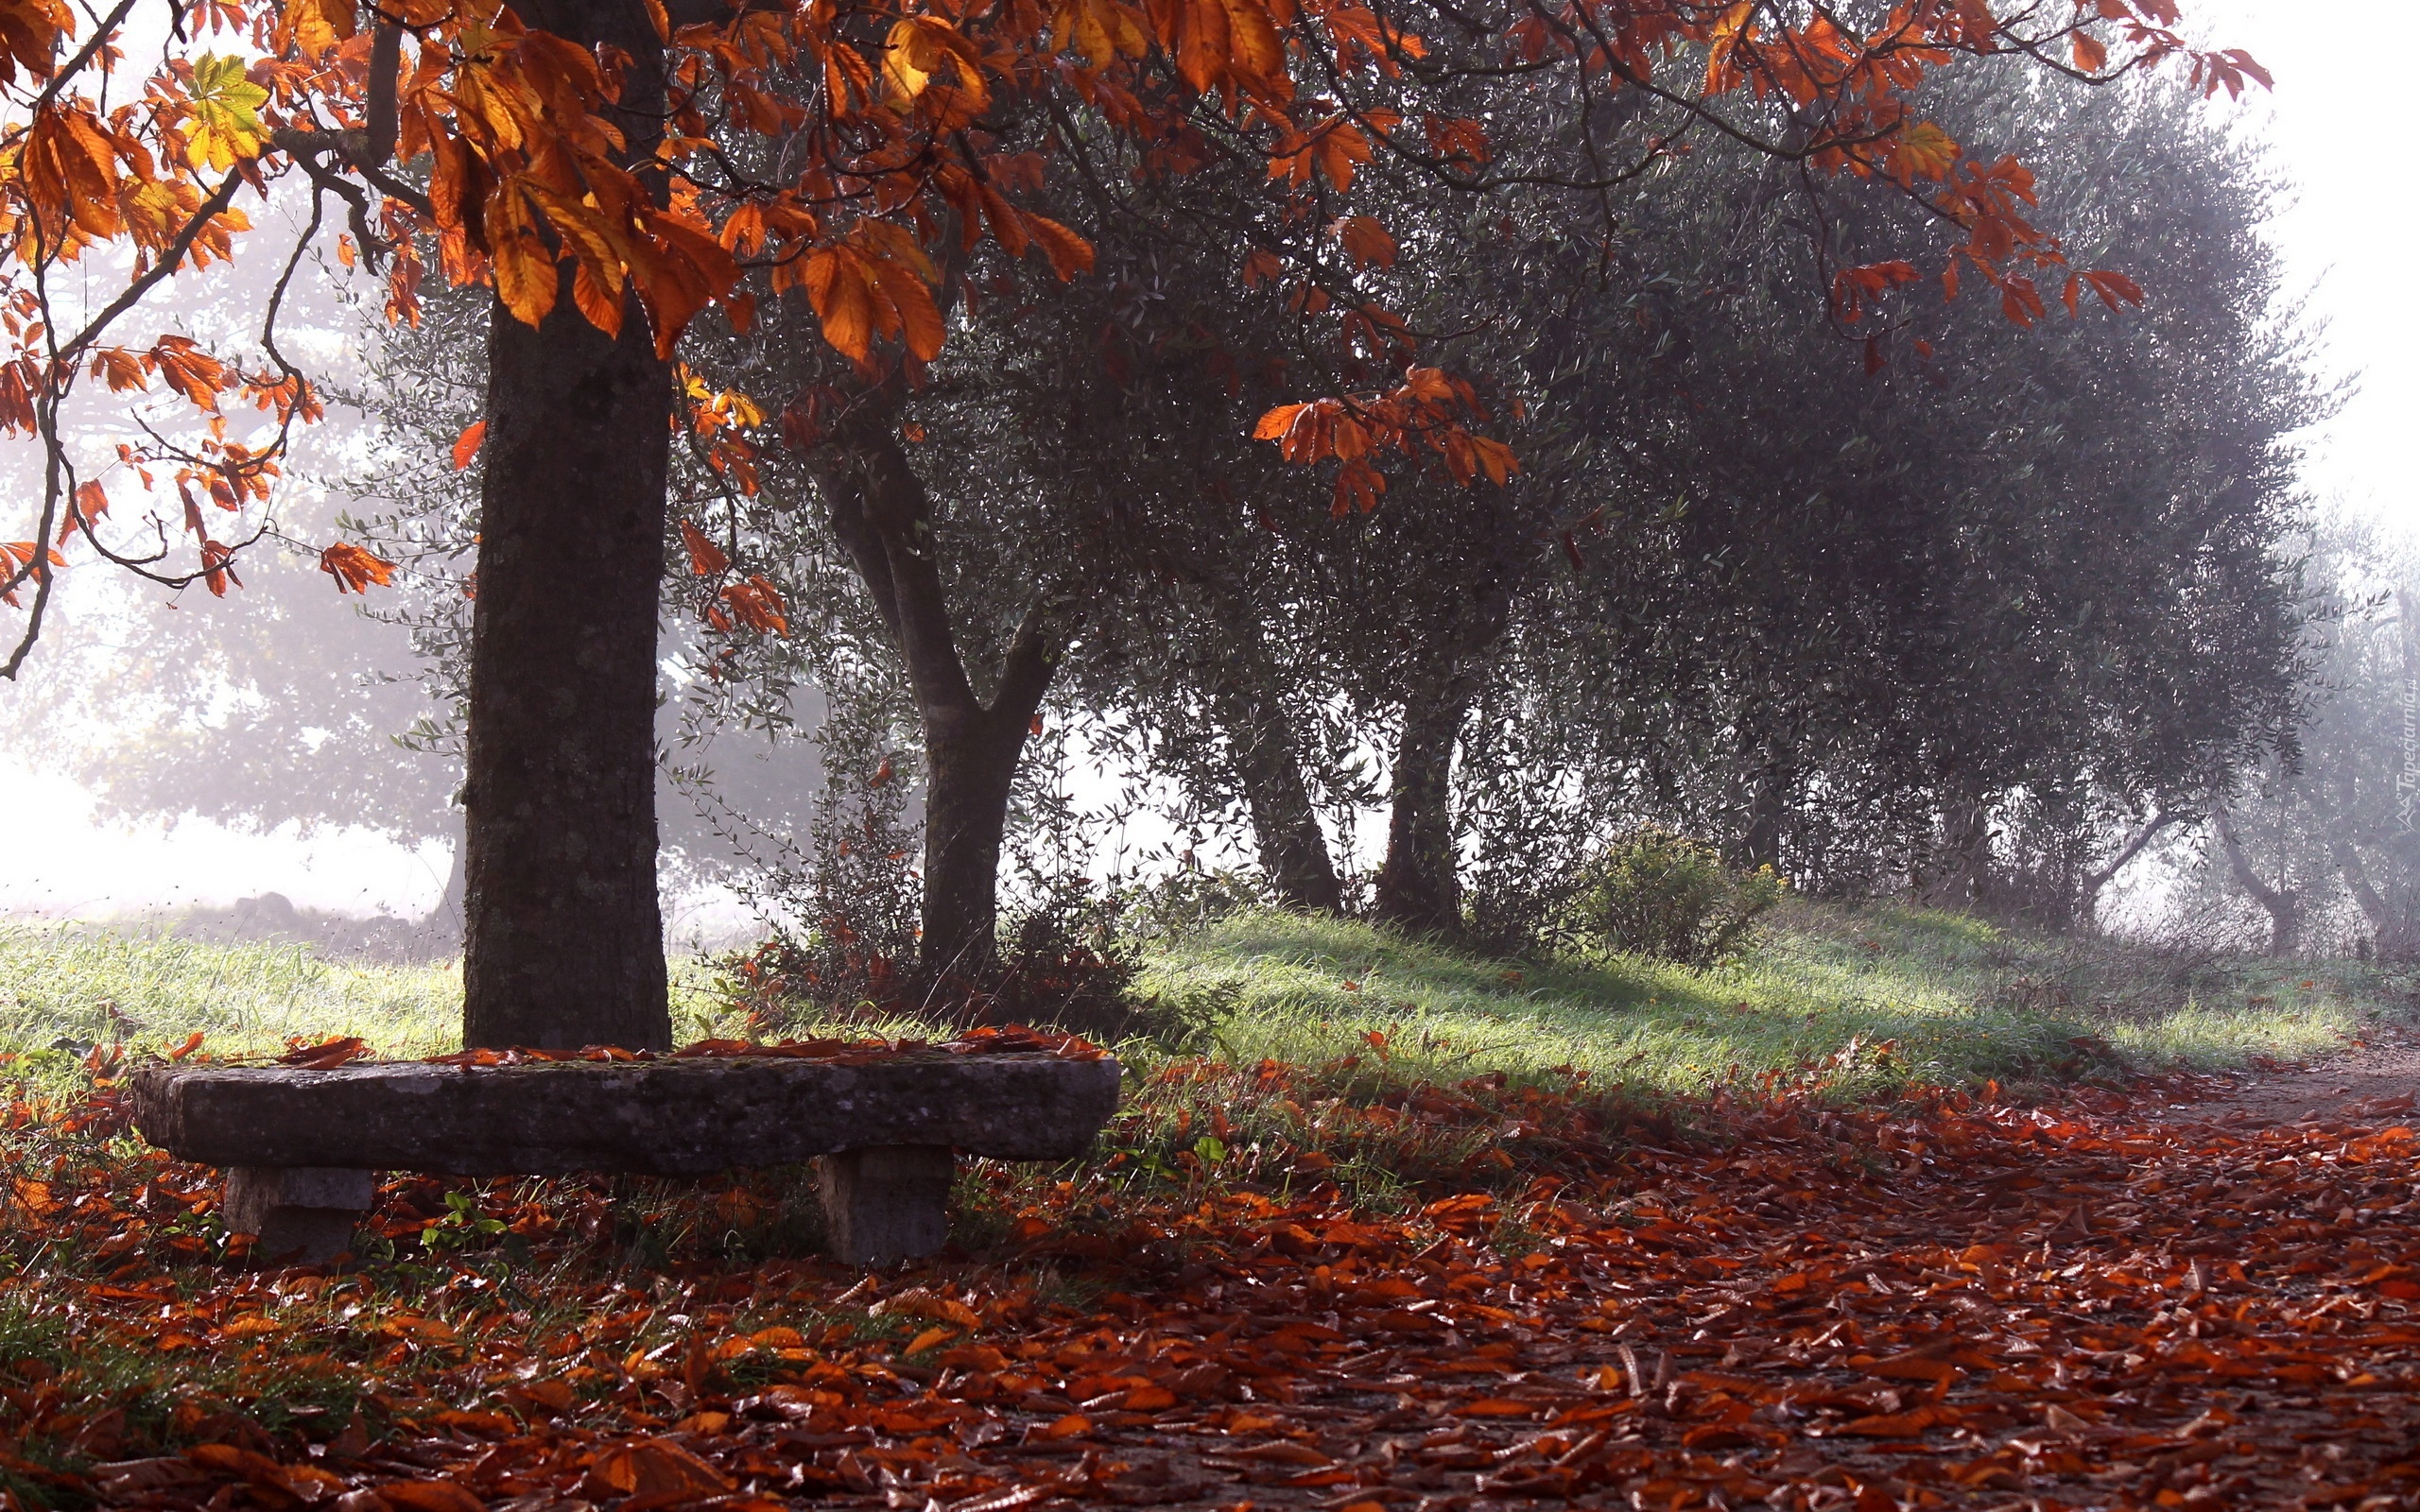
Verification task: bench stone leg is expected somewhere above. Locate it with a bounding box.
[223,1167,376,1264]
[815,1146,953,1266]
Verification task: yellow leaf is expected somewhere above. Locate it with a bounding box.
[285,0,356,61]
[489,186,560,328]
[804,247,876,361]
[882,18,934,98]
[185,53,269,171]
[882,17,989,113]
[1893,120,1959,181]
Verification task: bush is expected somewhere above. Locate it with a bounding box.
[1115,866,1279,945]
[973,871,1219,1050]
[1568,830,1787,967]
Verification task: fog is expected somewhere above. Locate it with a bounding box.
[2190,0,2420,527]
[2,0,2406,946]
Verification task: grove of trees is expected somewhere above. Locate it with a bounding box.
[0,0,2324,1043]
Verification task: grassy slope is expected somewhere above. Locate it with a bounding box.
[1,902,2404,1097]
[0,924,742,1086]
[1139,901,2403,1097]
[0,901,2409,1246]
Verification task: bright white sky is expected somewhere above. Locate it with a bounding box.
[2189,0,2414,523]
[2,0,2405,921]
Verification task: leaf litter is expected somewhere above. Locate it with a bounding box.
[4,1044,2419,1512]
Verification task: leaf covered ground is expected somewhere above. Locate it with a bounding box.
[7,1041,2420,1512]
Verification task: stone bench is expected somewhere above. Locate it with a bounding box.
[128,1052,1121,1267]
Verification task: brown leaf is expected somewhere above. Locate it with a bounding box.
[584,1439,735,1508]
[379,1484,487,1512]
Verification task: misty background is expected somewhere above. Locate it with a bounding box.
[0,0,2403,954]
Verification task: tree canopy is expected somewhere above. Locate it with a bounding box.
[0,0,2282,1042]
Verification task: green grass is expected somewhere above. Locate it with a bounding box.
[0,900,2407,1261]
[0,922,742,1074]
[0,924,462,1057]
[1,902,2401,1102]
[1134,901,2407,1099]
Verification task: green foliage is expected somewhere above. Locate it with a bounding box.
[416,1191,509,1255]
[982,877,1150,1043]
[1115,867,1280,946]
[1566,831,1788,967]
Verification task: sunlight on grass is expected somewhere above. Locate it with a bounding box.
[2107,999,2366,1068]
[1137,903,2412,1097]
[0,923,741,1063]
[0,923,463,1057]
[2,902,2405,1104]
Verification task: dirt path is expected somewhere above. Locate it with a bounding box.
[2145,1021,2420,1128]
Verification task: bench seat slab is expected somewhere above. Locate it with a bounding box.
[130,1053,1121,1176]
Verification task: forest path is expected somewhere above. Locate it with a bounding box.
[22,1036,2420,1511]
[2145,1019,2420,1129]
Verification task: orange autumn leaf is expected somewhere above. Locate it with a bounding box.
[718,575,786,635]
[0,0,70,87]
[320,541,397,594]
[1839,1405,1956,1436]
[10,1026,2420,1511]
[586,1438,733,1502]
[379,1483,486,1512]
[1333,215,1395,269]
[680,519,730,576]
[452,420,487,471]
[276,1035,371,1069]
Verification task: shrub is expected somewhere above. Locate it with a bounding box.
[980,871,1221,1051]
[1115,866,1279,945]
[1568,830,1788,967]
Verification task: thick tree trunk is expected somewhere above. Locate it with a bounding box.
[1922,786,1994,913]
[460,0,672,1051]
[2328,835,2410,959]
[1211,659,1340,913]
[919,703,1030,979]
[812,412,1057,982]
[1370,558,1514,936]
[2302,786,2417,958]
[1728,749,1787,875]
[2215,808,2301,957]
[1372,668,1478,936]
